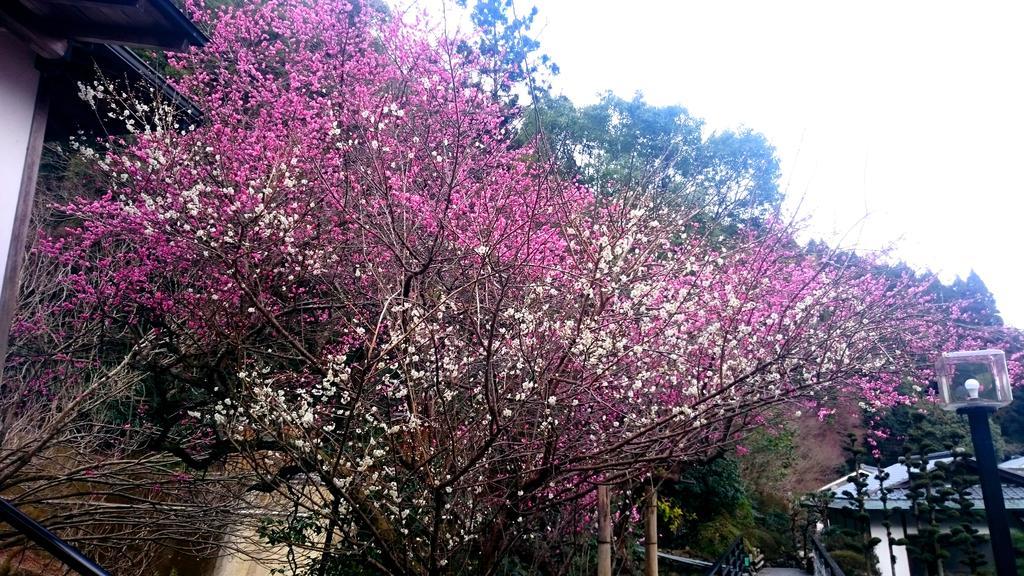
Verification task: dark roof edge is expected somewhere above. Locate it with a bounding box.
[103,44,203,124]
[150,0,209,47]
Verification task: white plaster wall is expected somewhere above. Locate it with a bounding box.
[871,521,909,576]
[871,517,993,576]
[0,30,40,310]
[208,530,276,576]
[207,522,320,576]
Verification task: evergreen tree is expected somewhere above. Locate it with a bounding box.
[518,92,782,231]
[945,449,988,575]
[839,435,881,576]
[897,442,958,576]
[937,271,1003,327]
[873,455,899,576]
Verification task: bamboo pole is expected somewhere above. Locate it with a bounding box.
[597,485,611,576]
[644,487,658,576]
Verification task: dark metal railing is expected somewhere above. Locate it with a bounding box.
[706,537,750,576]
[810,534,845,576]
[0,497,111,576]
[637,544,714,570]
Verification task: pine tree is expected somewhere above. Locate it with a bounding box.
[873,455,899,576]
[840,435,881,576]
[898,447,955,576]
[946,448,988,575]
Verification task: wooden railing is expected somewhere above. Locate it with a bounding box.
[705,537,750,576]
[810,535,846,576]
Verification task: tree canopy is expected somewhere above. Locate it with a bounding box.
[1,1,1022,575]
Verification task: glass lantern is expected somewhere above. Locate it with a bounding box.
[935,349,1012,411]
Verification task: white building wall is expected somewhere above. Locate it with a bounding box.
[870,516,994,576]
[871,521,910,576]
[0,31,40,319]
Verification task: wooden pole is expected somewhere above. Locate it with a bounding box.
[597,485,611,576]
[645,487,658,576]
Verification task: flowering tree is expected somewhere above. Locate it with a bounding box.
[5,1,1009,574]
[0,159,266,575]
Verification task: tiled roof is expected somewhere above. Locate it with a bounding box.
[830,484,1024,511]
[823,453,1024,511]
[1000,455,1024,472]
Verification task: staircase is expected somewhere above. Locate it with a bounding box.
[650,537,810,576]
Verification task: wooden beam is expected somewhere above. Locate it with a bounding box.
[34,0,140,6]
[0,11,67,59]
[0,79,48,384]
[2,0,205,53]
[63,27,189,52]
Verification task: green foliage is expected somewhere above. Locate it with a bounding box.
[676,456,747,517]
[658,456,751,559]
[1012,530,1024,576]
[872,456,899,576]
[798,491,835,561]
[936,271,1004,328]
[744,510,794,565]
[814,426,992,576]
[658,427,807,565]
[660,449,800,565]
[857,399,996,576]
[737,427,797,495]
[837,435,881,576]
[821,528,879,576]
[316,557,382,576]
[829,549,874,576]
[691,502,753,555]
[258,514,321,547]
[519,92,781,229]
[898,451,954,575]
[893,426,987,575]
[873,396,971,465]
[996,386,1024,454]
[457,0,555,105]
[945,449,988,575]
[657,498,690,535]
[130,47,183,80]
[257,514,379,576]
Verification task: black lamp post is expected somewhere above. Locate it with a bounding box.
[936,350,1016,576]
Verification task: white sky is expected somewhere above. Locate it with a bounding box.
[422,1,1024,327]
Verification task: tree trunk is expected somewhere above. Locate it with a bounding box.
[644,487,658,576]
[597,485,611,576]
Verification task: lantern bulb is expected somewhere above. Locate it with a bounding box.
[964,378,981,400]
